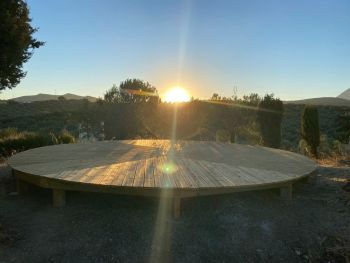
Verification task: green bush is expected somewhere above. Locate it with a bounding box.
[332,140,346,156]
[215,129,231,143]
[0,131,47,156]
[301,105,320,158]
[0,129,75,157]
[257,94,284,148]
[298,139,310,156]
[281,139,294,151]
[235,126,261,145]
[58,130,75,144]
[318,134,331,157]
[0,127,19,139]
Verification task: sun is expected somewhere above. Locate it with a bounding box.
[163,87,190,103]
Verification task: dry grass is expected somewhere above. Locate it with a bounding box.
[316,154,350,168]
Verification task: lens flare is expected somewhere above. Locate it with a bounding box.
[163,87,190,103]
[162,162,177,174]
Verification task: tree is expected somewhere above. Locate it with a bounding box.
[211,93,220,100]
[256,94,284,148]
[96,97,104,105]
[242,93,261,106]
[301,105,320,158]
[104,79,159,103]
[104,84,120,103]
[0,0,44,90]
[335,113,350,144]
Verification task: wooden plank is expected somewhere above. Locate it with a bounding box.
[155,156,175,188]
[111,161,136,186]
[158,157,178,188]
[174,158,196,188]
[80,165,110,184]
[169,160,188,188]
[87,165,116,185]
[153,158,163,188]
[176,158,200,188]
[123,161,140,187]
[199,162,233,187]
[239,166,273,183]
[57,168,89,182]
[92,164,119,185]
[238,166,291,184]
[133,159,146,187]
[195,161,227,187]
[216,164,260,186]
[120,161,139,186]
[143,158,155,187]
[181,159,213,187]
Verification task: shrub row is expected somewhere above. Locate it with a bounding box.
[0,128,75,157]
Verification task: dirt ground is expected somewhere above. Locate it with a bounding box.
[0,161,349,263]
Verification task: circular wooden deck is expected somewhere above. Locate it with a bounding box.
[8,140,316,197]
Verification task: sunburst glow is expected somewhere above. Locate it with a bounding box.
[163,87,190,103]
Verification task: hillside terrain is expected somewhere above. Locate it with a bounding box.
[0,100,90,135]
[10,93,97,103]
[285,97,350,107]
[338,88,350,100]
[5,88,350,106]
[0,99,348,151]
[284,88,350,107]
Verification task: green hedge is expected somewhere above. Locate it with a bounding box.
[0,128,75,157]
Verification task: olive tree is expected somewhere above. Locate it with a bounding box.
[0,0,44,90]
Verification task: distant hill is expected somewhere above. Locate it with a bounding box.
[284,97,350,107]
[11,93,97,103]
[338,88,350,100]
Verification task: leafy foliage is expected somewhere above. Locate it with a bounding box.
[0,93,348,153]
[301,105,320,157]
[216,129,231,142]
[281,104,349,150]
[0,0,44,90]
[57,129,75,144]
[257,94,284,148]
[0,128,75,157]
[335,113,350,143]
[207,93,262,143]
[140,102,208,139]
[104,79,159,103]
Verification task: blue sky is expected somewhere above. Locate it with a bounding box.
[1,0,350,100]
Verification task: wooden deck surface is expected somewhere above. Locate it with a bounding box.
[8,140,316,196]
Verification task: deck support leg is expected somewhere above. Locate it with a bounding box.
[14,170,30,194]
[280,184,293,201]
[173,196,181,219]
[16,179,30,194]
[52,189,66,207]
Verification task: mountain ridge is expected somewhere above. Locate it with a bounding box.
[7,88,350,105]
[11,93,97,103]
[338,88,350,100]
[284,97,350,107]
